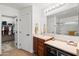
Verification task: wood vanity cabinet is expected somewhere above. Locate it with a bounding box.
[45,44,76,56]
[33,37,38,55]
[33,36,53,56]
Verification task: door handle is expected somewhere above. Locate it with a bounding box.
[26,34,30,36]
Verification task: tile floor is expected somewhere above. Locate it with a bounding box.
[2,40,16,52]
[1,41,33,56]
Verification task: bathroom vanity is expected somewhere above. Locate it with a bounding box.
[45,40,78,56]
[33,35,53,56]
[33,34,79,56]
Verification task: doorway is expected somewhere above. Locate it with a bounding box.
[1,16,17,53]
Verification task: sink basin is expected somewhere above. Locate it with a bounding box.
[69,41,74,44]
[67,41,77,46]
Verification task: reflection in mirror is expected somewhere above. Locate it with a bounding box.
[56,16,78,36]
[56,5,79,36]
[47,3,79,36]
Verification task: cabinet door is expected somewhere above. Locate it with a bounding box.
[37,39,45,56]
[33,37,38,55]
[38,45,44,56]
[38,49,44,56]
[58,50,75,56]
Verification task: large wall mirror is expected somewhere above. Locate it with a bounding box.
[47,4,79,36]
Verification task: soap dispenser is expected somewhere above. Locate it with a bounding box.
[35,23,38,34]
[43,24,45,34]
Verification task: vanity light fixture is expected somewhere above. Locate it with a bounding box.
[44,3,65,13]
[64,22,78,25]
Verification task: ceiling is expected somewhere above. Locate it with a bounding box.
[0,3,32,10]
[0,3,60,10]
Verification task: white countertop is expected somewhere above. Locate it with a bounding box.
[45,40,77,55]
[33,34,53,40]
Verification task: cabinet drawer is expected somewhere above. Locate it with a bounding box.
[38,39,44,46]
[38,39,44,43]
[58,51,70,56]
[38,42,44,46]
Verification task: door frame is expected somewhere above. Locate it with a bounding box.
[0,16,19,54]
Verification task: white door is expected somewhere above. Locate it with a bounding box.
[19,12,32,53]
